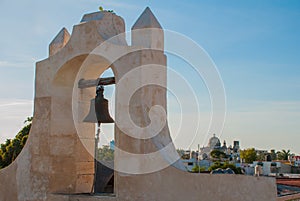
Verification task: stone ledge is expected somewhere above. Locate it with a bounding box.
[49,193,117,201]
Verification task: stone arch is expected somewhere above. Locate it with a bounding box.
[49,53,118,194]
[0,8,277,201]
[51,53,116,141]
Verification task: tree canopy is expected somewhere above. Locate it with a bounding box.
[210,150,227,160]
[191,164,206,173]
[0,117,32,169]
[97,145,114,161]
[240,148,257,163]
[208,162,242,174]
[277,149,291,160]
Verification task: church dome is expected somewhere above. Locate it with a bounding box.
[208,134,221,149]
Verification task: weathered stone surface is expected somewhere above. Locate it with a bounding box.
[81,11,126,45]
[0,163,18,201]
[132,7,162,29]
[132,7,164,50]
[76,162,94,175]
[76,138,95,162]
[49,28,70,56]
[117,166,277,201]
[49,136,75,156]
[81,11,105,23]
[31,156,52,173]
[76,174,94,193]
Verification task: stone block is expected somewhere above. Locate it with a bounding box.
[76,138,95,162]
[34,97,51,120]
[76,162,94,175]
[49,136,75,156]
[52,157,76,174]
[49,28,70,56]
[76,174,94,193]
[31,156,52,174]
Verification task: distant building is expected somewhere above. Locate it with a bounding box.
[255,149,268,156]
[290,155,300,167]
[181,158,213,172]
[233,141,240,152]
[252,161,291,176]
[199,134,240,162]
[179,134,241,171]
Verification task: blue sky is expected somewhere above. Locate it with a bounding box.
[0,0,300,153]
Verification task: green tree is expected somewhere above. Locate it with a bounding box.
[191,164,206,173]
[98,6,114,13]
[270,149,277,160]
[176,149,190,159]
[257,152,267,161]
[208,161,221,171]
[210,150,226,160]
[176,149,185,158]
[240,148,257,163]
[208,162,242,174]
[97,145,114,161]
[0,117,32,169]
[277,149,291,160]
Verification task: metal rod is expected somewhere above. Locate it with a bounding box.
[78,77,115,89]
[92,122,101,194]
[198,144,200,173]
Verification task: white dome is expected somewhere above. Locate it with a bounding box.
[208,134,221,149]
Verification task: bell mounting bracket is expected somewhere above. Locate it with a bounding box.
[78,77,115,89]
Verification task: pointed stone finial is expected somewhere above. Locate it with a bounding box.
[49,28,70,56]
[132,7,162,29]
[131,7,164,50]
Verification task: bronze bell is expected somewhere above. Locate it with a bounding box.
[83,86,114,124]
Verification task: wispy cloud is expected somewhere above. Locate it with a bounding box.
[0,99,33,143]
[0,99,33,108]
[0,61,14,67]
[0,60,35,68]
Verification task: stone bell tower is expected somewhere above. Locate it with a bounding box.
[0,7,276,201]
